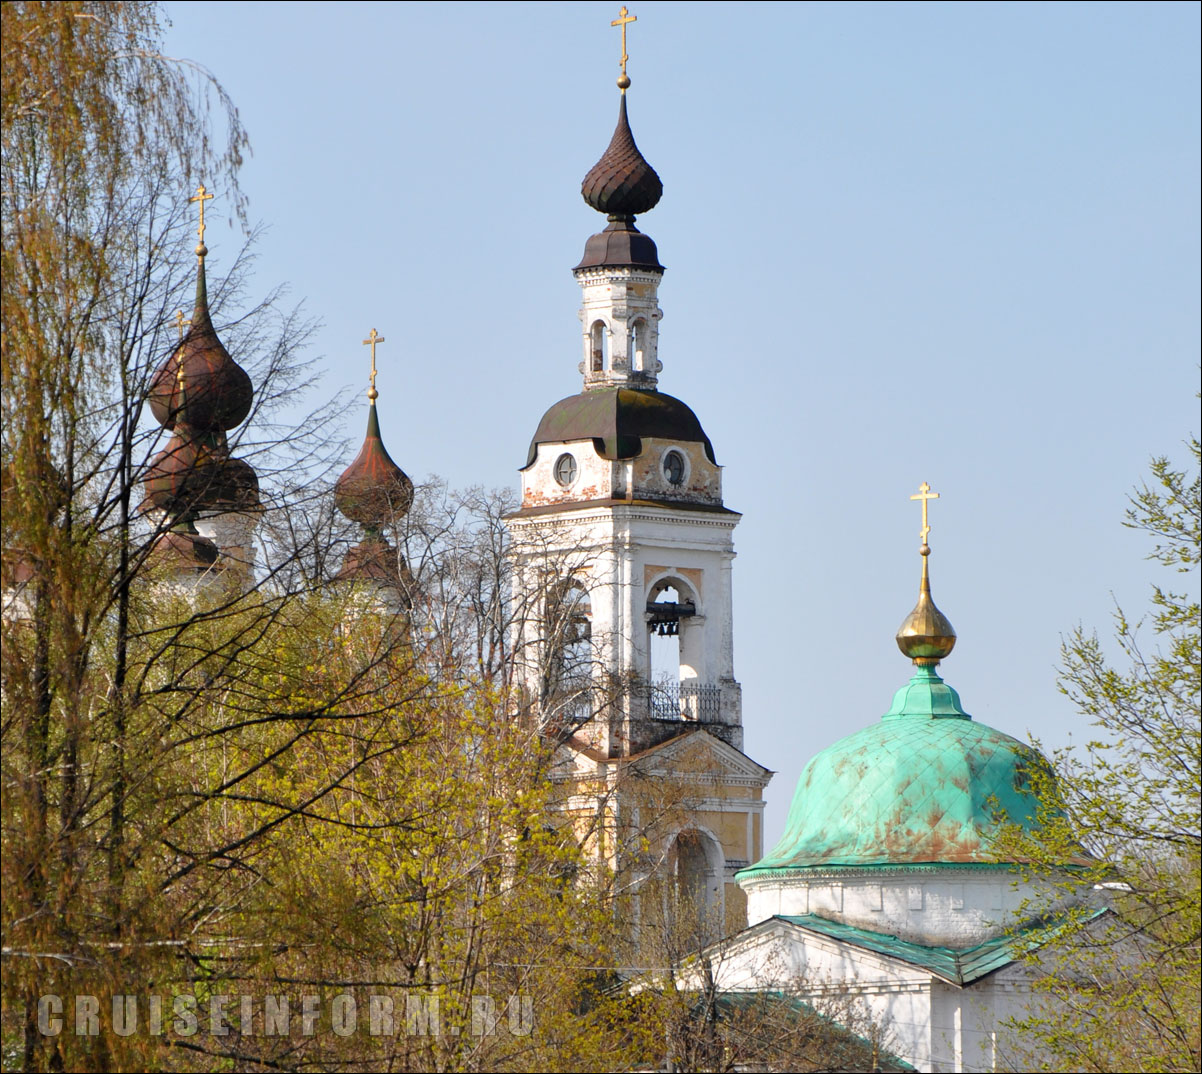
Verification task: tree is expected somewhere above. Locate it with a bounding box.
[1000,435,1201,1073]
[0,5,339,1069]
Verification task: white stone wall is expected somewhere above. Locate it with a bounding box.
[195,509,259,587]
[507,501,743,752]
[696,919,1039,1073]
[743,868,1063,946]
[575,266,664,391]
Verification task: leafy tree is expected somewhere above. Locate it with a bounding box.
[1001,435,1201,1073]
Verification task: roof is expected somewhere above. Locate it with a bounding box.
[775,910,1109,987]
[523,387,716,469]
[575,218,663,272]
[335,403,414,528]
[738,666,1093,877]
[580,93,663,218]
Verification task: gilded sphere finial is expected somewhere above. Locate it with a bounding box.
[617,73,631,90]
[896,483,956,666]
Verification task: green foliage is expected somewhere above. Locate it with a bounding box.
[1003,436,1201,1073]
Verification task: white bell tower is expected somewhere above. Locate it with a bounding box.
[506,57,770,938]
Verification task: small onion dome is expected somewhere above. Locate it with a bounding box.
[896,548,957,665]
[524,387,715,469]
[148,261,253,432]
[581,94,663,219]
[147,525,221,574]
[142,431,261,515]
[334,403,414,529]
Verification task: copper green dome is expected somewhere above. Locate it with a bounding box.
[523,387,715,469]
[738,666,1092,878]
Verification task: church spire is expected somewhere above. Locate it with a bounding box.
[895,482,958,666]
[575,8,666,392]
[333,331,414,594]
[142,184,260,583]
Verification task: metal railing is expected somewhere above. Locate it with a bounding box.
[647,681,722,721]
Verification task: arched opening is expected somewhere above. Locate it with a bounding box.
[668,828,724,944]
[631,318,647,372]
[648,584,682,690]
[647,576,712,720]
[590,321,608,372]
[544,580,592,722]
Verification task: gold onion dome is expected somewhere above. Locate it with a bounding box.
[895,482,957,665]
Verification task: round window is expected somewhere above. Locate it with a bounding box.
[554,453,578,486]
[663,450,685,487]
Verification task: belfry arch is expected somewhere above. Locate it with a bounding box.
[646,574,703,685]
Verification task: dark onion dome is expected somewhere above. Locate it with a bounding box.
[146,525,221,574]
[334,403,414,529]
[142,431,261,515]
[575,217,662,272]
[581,95,663,218]
[334,535,413,599]
[148,261,253,432]
[523,387,715,469]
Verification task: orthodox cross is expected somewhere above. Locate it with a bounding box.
[174,309,191,340]
[612,6,636,80]
[910,482,939,548]
[363,328,385,401]
[189,183,213,249]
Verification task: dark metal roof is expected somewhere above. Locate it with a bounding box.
[523,388,716,469]
[142,431,260,516]
[334,403,414,528]
[148,260,253,432]
[574,218,663,272]
[581,94,662,218]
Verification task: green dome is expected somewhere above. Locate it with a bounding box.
[739,666,1091,877]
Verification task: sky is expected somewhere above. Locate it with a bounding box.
[160,1,1200,847]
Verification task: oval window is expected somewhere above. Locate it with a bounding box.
[663,450,685,487]
[554,453,578,487]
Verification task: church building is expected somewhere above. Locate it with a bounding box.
[4,10,1104,1072]
[504,13,1101,1073]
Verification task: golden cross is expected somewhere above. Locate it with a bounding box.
[362,328,385,400]
[611,6,636,80]
[189,183,214,247]
[910,482,940,547]
[174,309,191,340]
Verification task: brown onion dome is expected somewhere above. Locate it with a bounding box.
[581,94,663,219]
[335,535,412,591]
[148,262,253,432]
[147,525,221,575]
[334,403,414,530]
[142,432,261,516]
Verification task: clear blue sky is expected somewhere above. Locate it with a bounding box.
[162,1,1200,846]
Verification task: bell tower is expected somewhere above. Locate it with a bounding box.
[507,9,770,939]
